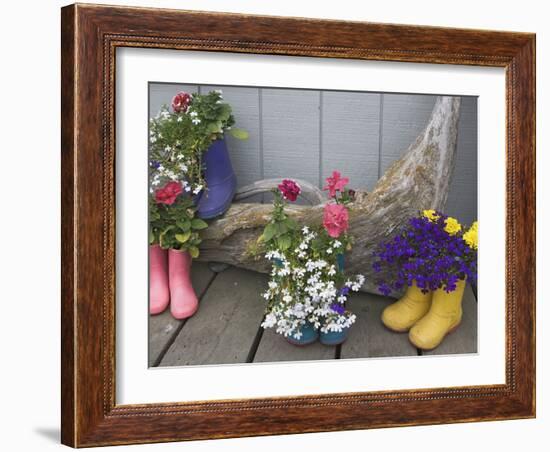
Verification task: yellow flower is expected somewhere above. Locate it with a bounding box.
[463,221,478,249]
[444,217,462,235]
[422,209,439,222]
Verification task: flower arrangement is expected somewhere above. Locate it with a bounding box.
[372,210,478,295]
[148,90,248,253]
[258,172,365,340]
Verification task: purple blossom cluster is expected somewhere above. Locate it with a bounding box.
[372,212,477,296]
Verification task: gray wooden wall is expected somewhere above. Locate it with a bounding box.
[149,83,478,225]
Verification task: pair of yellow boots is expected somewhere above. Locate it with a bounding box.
[382,280,466,350]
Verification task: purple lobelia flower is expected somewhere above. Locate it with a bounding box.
[372,211,477,294]
[339,286,350,296]
[330,302,346,315]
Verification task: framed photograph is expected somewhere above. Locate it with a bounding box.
[61,3,535,447]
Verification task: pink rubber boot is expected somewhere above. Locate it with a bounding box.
[149,245,170,315]
[168,249,199,319]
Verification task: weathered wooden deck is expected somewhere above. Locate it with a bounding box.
[149,263,478,367]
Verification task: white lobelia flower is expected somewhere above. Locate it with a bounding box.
[185,186,191,192]
[262,313,277,328]
[326,248,333,254]
[268,281,277,290]
[302,226,310,234]
[193,185,203,194]
[333,240,342,248]
[177,116,183,122]
[192,118,201,125]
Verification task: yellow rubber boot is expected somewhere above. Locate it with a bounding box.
[409,279,466,350]
[381,282,432,332]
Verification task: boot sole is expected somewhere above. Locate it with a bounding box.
[285,336,319,346]
[409,320,462,351]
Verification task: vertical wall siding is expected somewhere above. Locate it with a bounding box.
[321,91,381,191]
[149,84,478,223]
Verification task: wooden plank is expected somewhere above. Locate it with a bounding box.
[253,329,336,363]
[423,284,478,356]
[148,83,199,118]
[148,262,215,366]
[445,96,478,225]
[261,88,320,187]
[159,267,267,366]
[321,91,380,191]
[341,292,418,359]
[380,93,436,176]
[202,85,262,189]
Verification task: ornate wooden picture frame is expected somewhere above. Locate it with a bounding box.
[61,3,535,447]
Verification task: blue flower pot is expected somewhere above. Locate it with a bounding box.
[336,253,345,272]
[319,327,350,346]
[285,322,319,346]
[197,138,237,219]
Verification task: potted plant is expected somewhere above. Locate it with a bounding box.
[148,89,247,319]
[372,210,478,350]
[258,172,365,346]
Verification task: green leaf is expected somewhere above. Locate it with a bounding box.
[159,225,175,242]
[229,128,249,140]
[283,218,298,231]
[262,223,277,242]
[206,121,223,134]
[275,221,288,236]
[149,230,155,244]
[277,234,292,251]
[188,246,200,258]
[218,104,232,121]
[176,220,191,231]
[191,218,208,230]
[175,231,191,243]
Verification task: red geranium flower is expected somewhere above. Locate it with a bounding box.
[278,179,301,202]
[155,181,183,205]
[171,92,191,113]
[323,203,349,238]
[323,170,349,198]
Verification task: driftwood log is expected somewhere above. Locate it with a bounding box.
[198,96,461,294]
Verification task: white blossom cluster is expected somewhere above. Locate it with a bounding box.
[148,106,204,195]
[261,227,365,339]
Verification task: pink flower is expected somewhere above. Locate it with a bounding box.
[155,181,183,205]
[278,179,301,202]
[323,171,349,198]
[171,92,191,113]
[323,203,349,238]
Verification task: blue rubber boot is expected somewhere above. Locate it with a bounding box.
[197,138,237,219]
[319,327,350,346]
[286,322,319,346]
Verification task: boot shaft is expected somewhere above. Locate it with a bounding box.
[430,279,466,318]
[149,244,168,270]
[405,281,432,303]
[202,138,235,185]
[168,249,192,276]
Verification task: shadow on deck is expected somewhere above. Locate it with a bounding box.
[149,263,478,367]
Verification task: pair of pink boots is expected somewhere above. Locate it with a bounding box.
[149,245,198,319]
